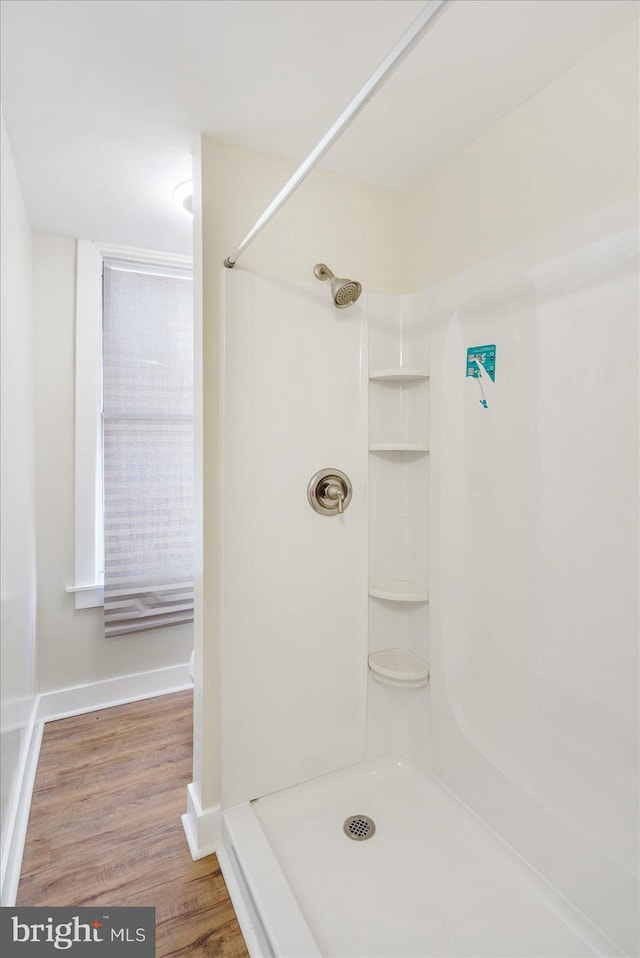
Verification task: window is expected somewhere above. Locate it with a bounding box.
[69,243,193,618]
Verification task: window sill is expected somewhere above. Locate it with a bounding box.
[66,583,104,609]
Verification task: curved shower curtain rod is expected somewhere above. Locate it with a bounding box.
[223,0,449,269]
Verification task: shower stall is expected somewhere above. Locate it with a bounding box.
[216,196,638,957]
[191,4,639,956]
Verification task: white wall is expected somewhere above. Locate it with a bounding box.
[403,21,639,290]
[402,23,639,954]
[0,113,37,874]
[201,139,403,294]
[32,233,193,694]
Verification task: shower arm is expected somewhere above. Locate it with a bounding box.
[223,0,449,269]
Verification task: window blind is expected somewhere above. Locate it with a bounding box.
[102,264,194,637]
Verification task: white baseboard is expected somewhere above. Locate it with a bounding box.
[1,662,192,906]
[37,662,192,722]
[181,782,221,860]
[0,700,43,906]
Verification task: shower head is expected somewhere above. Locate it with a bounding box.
[313,263,362,309]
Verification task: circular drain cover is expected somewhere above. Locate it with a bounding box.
[343,814,376,841]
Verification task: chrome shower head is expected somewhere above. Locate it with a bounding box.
[313,263,362,309]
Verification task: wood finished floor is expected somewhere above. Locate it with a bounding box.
[17,690,249,958]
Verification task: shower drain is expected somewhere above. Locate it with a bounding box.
[343,814,376,841]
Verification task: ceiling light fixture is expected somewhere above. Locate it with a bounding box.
[173,180,193,215]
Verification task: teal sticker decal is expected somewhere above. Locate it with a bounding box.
[466,344,496,382]
[466,344,495,409]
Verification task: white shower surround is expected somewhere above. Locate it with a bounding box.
[429,198,639,953]
[218,197,638,957]
[220,270,368,810]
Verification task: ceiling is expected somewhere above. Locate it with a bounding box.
[1,0,637,254]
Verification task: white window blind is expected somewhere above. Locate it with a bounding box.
[102,263,194,637]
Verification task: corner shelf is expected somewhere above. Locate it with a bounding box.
[369,368,429,383]
[368,322,430,703]
[369,580,429,602]
[369,649,430,688]
[369,442,428,453]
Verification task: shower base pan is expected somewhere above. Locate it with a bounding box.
[219,753,621,958]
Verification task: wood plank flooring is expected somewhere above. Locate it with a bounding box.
[17,690,249,958]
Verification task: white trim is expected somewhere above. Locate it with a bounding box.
[74,239,104,610]
[181,782,221,860]
[65,583,104,609]
[0,699,42,906]
[97,242,192,276]
[37,662,192,723]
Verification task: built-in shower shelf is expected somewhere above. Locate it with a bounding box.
[368,649,430,688]
[369,580,429,602]
[369,368,429,382]
[369,442,428,453]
